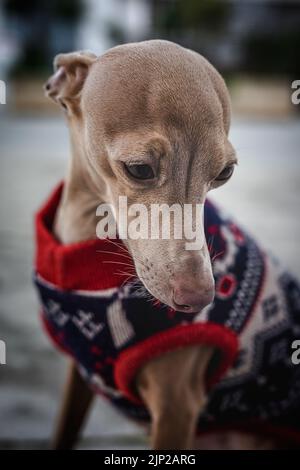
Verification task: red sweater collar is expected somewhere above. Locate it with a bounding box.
[35,182,132,291]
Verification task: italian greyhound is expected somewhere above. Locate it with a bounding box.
[43,40,276,450]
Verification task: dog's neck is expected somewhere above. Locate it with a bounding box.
[54,122,105,244]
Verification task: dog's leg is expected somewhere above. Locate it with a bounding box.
[52,360,94,449]
[136,345,214,450]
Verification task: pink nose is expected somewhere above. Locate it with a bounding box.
[171,277,214,313]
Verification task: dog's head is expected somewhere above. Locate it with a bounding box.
[45,40,237,313]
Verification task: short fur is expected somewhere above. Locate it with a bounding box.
[45,40,272,449]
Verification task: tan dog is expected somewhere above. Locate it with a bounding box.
[44,40,272,450]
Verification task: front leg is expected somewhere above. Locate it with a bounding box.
[136,345,214,450]
[52,360,94,449]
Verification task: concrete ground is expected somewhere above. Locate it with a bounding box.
[0,113,300,449]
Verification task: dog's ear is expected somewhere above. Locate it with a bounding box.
[44,51,97,113]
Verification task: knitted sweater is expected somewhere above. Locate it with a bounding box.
[34,183,300,445]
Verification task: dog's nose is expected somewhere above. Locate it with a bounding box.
[171,277,214,313]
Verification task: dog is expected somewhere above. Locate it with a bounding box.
[35,40,300,449]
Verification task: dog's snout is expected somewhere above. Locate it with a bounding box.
[170,276,215,313]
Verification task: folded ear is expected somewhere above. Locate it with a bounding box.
[44,51,97,113]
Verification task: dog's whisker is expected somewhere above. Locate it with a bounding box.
[102,239,150,269]
[207,234,215,254]
[212,250,224,261]
[120,275,138,288]
[96,249,133,260]
[102,260,135,269]
[105,238,130,253]
[97,241,150,270]
[116,269,136,276]
[116,270,135,277]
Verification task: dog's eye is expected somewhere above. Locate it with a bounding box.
[215,164,234,181]
[124,163,155,180]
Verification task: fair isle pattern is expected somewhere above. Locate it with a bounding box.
[225,239,265,331]
[107,299,135,348]
[34,185,300,444]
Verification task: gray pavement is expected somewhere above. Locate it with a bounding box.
[0,113,299,449]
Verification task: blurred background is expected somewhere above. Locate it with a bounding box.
[0,0,300,449]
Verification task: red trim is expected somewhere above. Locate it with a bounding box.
[115,322,238,405]
[34,182,134,290]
